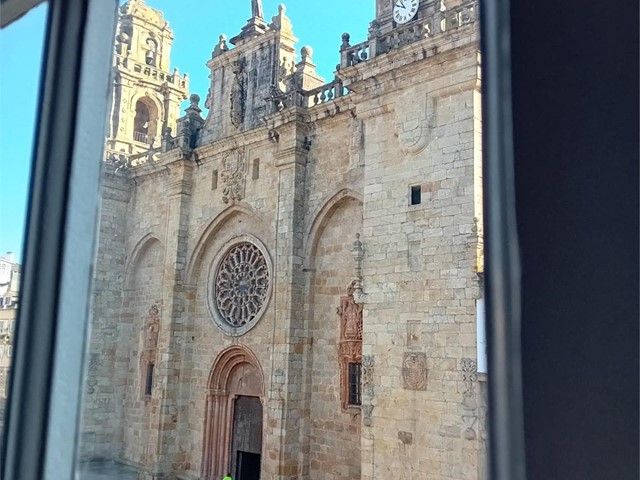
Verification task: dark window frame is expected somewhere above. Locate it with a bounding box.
[347,362,362,406]
[144,363,154,397]
[409,184,421,205]
[1,1,118,479]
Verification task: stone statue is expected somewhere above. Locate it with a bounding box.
[251,0,264,18]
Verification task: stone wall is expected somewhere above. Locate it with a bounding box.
[120,237,165,465]
[350,43,484,480]
[80,168,130,462]
[307,197,363,479]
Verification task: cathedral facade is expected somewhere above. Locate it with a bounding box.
[81,1,486,479]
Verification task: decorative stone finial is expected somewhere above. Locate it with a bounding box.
[341,32,351,51]
[190,94,200,106]
[270,3,292,34]
[301,46,312,61]
[212,34,229,58]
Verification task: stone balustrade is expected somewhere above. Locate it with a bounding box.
[303,79,348,107]
[340,0,478,68]
[115,55,188,89]
[340,41,370,68]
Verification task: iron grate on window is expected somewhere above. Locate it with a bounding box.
[348,362,362,406]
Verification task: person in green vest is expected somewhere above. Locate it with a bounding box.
[222,473,232,480]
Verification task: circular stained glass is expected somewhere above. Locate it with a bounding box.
[214,242,270,328]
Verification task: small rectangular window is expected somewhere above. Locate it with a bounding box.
[252,158,260,180]
[410,185,421,205]
[348,362,362,406]
[144,363,154,396]
[212,170,218,190]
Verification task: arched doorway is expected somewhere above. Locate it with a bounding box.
[202,346,265,480]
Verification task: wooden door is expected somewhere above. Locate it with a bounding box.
[230,396,262,479]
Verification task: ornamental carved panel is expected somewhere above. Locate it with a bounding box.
[338,289,363,409]
[461,358,478,409]
[140,304,160,365]
[402,352,427,390]
[221,148,246,204]
[362,355,374,396]
[209,239,272,336]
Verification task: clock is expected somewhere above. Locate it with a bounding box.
[393,0,420,25]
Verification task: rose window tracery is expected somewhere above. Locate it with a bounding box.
[214,242,269,328]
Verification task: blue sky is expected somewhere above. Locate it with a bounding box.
[0,1,374,262]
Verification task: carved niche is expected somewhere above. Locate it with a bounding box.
[230,58,247,128]
[338,283,363,410]
[402,352,427,390]
[220,148,246,204]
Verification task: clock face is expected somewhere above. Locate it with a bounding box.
[393,0,420,24]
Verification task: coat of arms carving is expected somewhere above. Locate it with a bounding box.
[220,148,246,204]
[402,352,427,390]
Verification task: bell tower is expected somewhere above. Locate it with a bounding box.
[105,0,189,165]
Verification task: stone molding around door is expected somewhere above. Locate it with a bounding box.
[201,345,265,479]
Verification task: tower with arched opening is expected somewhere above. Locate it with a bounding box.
[105,0,189,165]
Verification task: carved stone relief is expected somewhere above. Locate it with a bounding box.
[394,93,436,155]
[338,285,363,410]
[230,58,247,128]
[140,304,160,366]
[220,148,246,204]
[461,357,478,408]
[460,357,478,439]
[402,352,428,390]
[361,355,374,397]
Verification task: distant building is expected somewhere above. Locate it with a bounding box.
[0,252,19,400]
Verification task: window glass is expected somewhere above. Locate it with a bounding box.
[72,1,488,479]
[0,0,48,445]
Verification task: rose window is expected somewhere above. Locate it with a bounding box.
[214,242,270,328]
